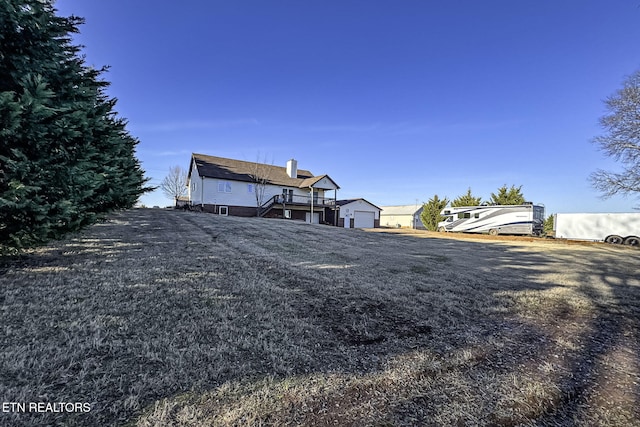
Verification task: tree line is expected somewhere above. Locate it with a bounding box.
[0,1,150,252]
[419,185,528,231]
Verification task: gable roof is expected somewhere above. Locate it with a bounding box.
[190,153,335,188]
[379,205,423,215]
[299,174,340,190]
[333,198,382,211]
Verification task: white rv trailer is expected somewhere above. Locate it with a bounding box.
[438,204,545,236]
[553,213,640,246]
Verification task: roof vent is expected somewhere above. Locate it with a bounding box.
[286,159,298,178]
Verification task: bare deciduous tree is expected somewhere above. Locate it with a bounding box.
[248,154,272,216]
[160,166,188,204]
[590,69,640,202]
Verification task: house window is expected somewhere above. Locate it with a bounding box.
[247,184,255,193]
[218,181,232,193]
[219,206,229,216]
[191,182,197,192]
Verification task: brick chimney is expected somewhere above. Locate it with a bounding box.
[286,159,298,178]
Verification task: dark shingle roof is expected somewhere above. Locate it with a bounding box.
[190,153,318,187]
[333,199,358,206]
[332,198,382,210]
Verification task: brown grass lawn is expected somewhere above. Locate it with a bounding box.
[1,209,639,426]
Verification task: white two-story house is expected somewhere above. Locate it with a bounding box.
[187,153,340,224]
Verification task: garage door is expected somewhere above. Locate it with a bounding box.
[354,211,375,228]
[305,212,320,224]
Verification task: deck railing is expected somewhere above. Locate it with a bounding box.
[275,194,334,206]
[259,194,336,216]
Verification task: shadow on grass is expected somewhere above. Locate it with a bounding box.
[1,210,639,426]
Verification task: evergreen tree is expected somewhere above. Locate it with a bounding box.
[420,195,449,231]
[543,215,554,235]
[489,185,525,205]
[451,187,482,207]
[0,1,149,251]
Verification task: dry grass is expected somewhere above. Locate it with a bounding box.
[1,209,639,426]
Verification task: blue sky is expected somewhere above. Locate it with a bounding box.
[54,0,640,213]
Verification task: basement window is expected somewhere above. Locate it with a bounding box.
[219,206,229,216]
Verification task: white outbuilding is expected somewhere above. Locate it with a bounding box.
[379,204,425,229]
[330,199,382,228]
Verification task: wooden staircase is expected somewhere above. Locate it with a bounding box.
[258,195,279,217]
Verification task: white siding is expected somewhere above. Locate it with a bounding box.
[381,214,414,228]
[313,177,339,190]
[379,205,424,229]
[204,179,252,207]
[188,160,202,205]
[190,176,320,208]
[338,200,380,220]
[305,212,321,224]
[290,187,318,200]
[187,160,331,209]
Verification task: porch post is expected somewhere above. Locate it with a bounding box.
[334,189,338,226]
[310,186,314,223]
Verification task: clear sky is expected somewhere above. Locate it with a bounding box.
[54,0,640,214]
